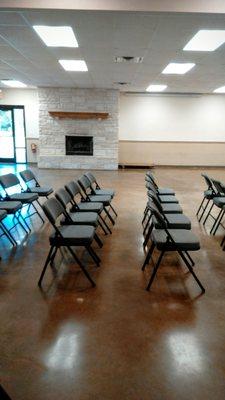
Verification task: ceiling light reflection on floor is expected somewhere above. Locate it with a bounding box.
[168,332,204,374]
[44,332,79,370]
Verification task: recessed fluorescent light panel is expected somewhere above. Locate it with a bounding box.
[213,86,225,93]
[59,59,88,71]
[33,25,78,47]
[146,84,167,92]
[162,63,195,74]
[184,30,225,51]
[1,80,27,88]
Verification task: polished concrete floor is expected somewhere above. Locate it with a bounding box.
[1,166,225,400]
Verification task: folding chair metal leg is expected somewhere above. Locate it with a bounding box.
[146,249,165,291]
[99,214,112,234]
[143,214,151,235]
[32,202,45,224]
[184,251,195,267]
[98,217,109,235]
[178,250,205,293]
[0,221,17,246]
[104,206,115,225]
[203,202,214,225]
[38,245,55,286]
[94,233,103,248]
[211,210,224,235]
[85,245,101,266]
[67,246,96,287]
[50,245,58,266]
[142,208,149,225]
[220,235,225,247]
[143,223,153,248]
[18,209,31,232]
[142,242,155,271]
[109,203,118,217]
[196,197,205,217]
[15,213,29,234]
[199,198,210,222]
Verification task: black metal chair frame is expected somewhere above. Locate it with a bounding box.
[20,169,53,201]
[0,174,44,229]
[65,181,112,235]
[203,179,225,232]
[142,206,205,293]
[0,195,30,239]
[38,199,101,287]
[55,188,103,249]
[0,210,17,247]
[78,175,117,225]
[196,174,217,222]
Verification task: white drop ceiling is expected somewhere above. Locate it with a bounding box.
[0,9,225,93]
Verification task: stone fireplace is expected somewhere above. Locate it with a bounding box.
[38,88,119,170]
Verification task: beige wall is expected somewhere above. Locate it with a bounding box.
[119,141,225,166]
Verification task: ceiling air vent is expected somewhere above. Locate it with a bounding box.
[114,82,130,86]
[114,56,143,64]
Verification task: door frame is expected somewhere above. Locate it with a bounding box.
[0,105,27,164]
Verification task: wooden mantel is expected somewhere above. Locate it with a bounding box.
[49,111,109,120]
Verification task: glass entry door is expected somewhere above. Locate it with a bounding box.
[0,108,15,162]
[0,106,26,163]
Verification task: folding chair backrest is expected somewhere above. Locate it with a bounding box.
[85,172,95,185]
[20,169,36,184]
[42,198,64,226]
[201,173,213,190]
[147,192,163,213]
[145,181,157,192]
[65,181,81,199]
[211,179,225,195]
[55,188,71,209]
[78,175,91,193]
[0,173,21,195]
[147,204,167,228]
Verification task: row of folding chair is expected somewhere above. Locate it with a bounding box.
[141,171,205,293]
[0,170,53,258]
[196,173,225,249]
[38,172,117,288]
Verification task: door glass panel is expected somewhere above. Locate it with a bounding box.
[0,109,14,159]
[15,148,26,163]
[14,108,26,148]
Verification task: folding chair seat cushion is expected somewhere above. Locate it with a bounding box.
[88,195,111,205]
[77,202,103,213]
[213,197,225,207]
[152,229,200,251]
[94,189,115,197]
[9,192,38,203]
[0,201,22,213]
[153,214,191,230]
[29,186,53,196]
[158,195,179,204]
[158,188,175,195]
[161,203,183,214]
[0,209,7,220]
[49,225,95,246]
[66,212,99,226]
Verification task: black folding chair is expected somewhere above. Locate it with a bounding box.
[0,196,29,242]
[203,179,225,230]
[55,187,103,248]
[78,175,117,224]
[142,205,205,293]
[65,180,112,234]
[85,171,115,197]
[196,174,217,222]
[0,173,44,230]
[145,172,175,195]
[20,169,53,200]
[0,209,17,247]
[38,198,100,288]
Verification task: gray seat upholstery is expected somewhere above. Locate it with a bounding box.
[153,214,191,230]
[0,201,22,213]
[88,194,112,205]
[161,203,183,214]
[67,212,98,226]
[85,172,115,197]
[158,188,175,195]
[9,192,38,203]
[29,186,53,196]
[77,202,103,212]
[49,225,95,246]
[152,229,200,251]
[213,197,225,207]
[20,169,53,197]
[158,195,179,204]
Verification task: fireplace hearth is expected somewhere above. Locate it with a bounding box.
[65,135,93,156]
